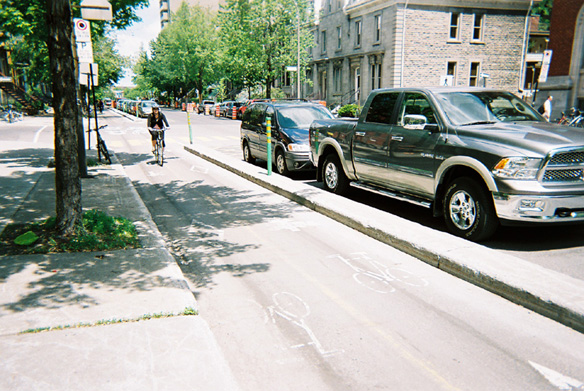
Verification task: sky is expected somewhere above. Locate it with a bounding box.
[113,1,161,86]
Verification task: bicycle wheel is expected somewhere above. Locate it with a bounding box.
[99,140,112,164]
[156,140,164,166]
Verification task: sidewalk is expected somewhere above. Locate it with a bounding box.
[0,142,238,390]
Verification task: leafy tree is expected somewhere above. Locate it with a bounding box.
[218,0,314,99]
[0,0,148,236]
[136,3,219,103]
[531,0,553,31]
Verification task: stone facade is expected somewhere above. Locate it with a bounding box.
[306,0,531,107]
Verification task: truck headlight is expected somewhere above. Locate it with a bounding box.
[287,143,309,152]
[492,157,542,179]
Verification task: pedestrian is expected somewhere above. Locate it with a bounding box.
[98,99,104,113]
[542,95,553,121]
[147,103,170,154]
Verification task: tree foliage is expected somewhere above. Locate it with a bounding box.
[135,3,219,102]
[531,0,553,31]
[218,0,314,98]
[0,0,146,95]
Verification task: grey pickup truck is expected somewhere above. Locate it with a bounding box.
[309,87,584,241]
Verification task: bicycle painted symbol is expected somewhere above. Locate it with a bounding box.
[328,252,429,294]
[265,292,343,357]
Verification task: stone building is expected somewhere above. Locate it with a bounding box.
[306,0,532,107]
[539,0,584,118]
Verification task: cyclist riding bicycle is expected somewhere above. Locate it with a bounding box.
[147,103,170,153]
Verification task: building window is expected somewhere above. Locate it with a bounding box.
[473,14,484,41]
[355,20,362,47]
[469,62,480,86]
[371,63,381,90]
[450,13,460,40]
[333,67,343,92]
[447,61,457,85]
[337,26,342,50]
[321,31,327,54]
[355,66,361,101]
[374,14,382,43]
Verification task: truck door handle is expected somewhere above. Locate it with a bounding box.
[355,131,366,137]
[391,135,404,141]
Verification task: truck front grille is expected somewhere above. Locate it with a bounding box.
[542,148,584,183]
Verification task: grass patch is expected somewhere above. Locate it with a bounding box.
[20,307,199,334]
[0,209,141,255]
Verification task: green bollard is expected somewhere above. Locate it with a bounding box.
[187,108,193,144]
[267,116,272,176]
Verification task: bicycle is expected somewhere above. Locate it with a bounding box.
[1,105,23,123]
[149,126,167,166]
[93,124,111,164]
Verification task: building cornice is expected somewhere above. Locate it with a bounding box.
[343,0,531,15]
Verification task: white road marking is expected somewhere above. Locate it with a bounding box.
[33,125,47,143]
[529,361,584,390]
[266,292,343,357]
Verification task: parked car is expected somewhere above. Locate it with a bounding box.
[310,87,584,241]
[238,99,270,119]
[137,100,157,118]
[197,100,215,115]
[241,101,334,176]
[103,98,112,107]
[219,101,232,117]
[225,101,244,118]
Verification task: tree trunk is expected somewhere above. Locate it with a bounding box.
[46,0,82,236]
[266,55,272,99]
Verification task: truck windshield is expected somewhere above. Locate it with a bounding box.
[277,106,333,128]
[434,91,542,126]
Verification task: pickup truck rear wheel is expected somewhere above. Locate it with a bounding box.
[323,154,349,195]
[443,177,498,242]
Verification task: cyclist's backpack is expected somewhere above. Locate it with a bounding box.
[538,104,545,114]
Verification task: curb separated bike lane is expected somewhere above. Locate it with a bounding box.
[184,143,584,334]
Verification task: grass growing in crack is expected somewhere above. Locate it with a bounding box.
[19,307,199,334]
[0,209,141,255]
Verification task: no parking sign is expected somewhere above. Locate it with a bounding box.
[74,19,93,63]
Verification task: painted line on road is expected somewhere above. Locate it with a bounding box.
[33,125,47,143]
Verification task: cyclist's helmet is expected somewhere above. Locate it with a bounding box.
[152,103,160,110]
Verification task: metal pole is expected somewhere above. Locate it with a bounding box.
[87,75,91,150]
[297,5,301,99]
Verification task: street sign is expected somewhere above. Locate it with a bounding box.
[74,19,91,42]
[74,19,94,63]
[77,41,94,63]
[80,0,113,21]
[79,63,98,86]
[538,50,553,83]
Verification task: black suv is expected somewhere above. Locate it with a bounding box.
[241,101,334,175]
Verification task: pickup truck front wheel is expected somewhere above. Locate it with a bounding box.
[443,178,498,242]
[323,154,349,195]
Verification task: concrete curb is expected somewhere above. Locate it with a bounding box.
[184,143,584,333]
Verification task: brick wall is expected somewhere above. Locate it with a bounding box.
[402,8,525,91]
[548,0,584,76]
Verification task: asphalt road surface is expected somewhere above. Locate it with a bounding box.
[3,110,584,390]
[166,108,584,281]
